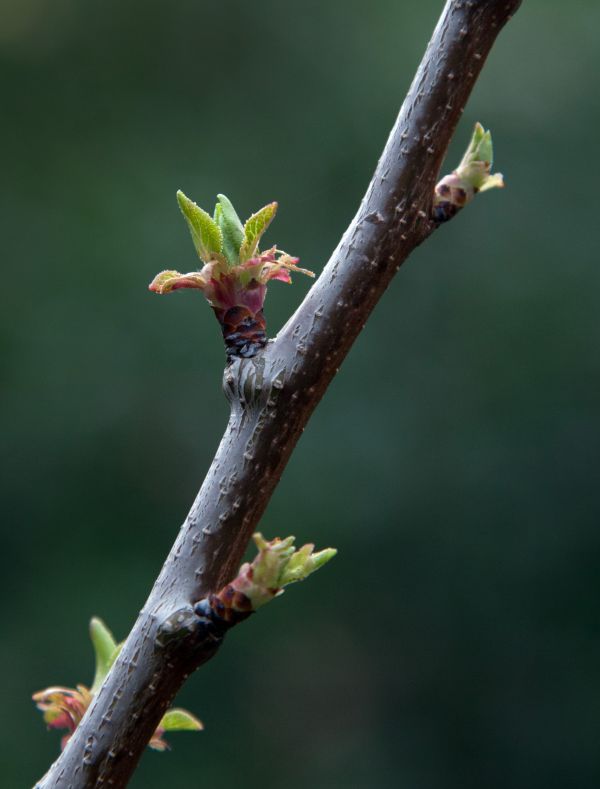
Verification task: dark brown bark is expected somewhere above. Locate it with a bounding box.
[36,1,522,786]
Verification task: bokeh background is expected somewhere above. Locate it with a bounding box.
[2,0,599,786]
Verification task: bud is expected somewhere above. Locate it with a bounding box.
[149,193,314,360]
[433,122,504,222]
[32,685,93,752]
[33,617,202,752]
[196,533,337,628]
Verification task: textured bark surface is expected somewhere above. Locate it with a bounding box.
[36,1,522,786]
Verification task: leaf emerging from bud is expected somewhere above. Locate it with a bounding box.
[433,122,504,222]
[215,193,245,265]
[148,270,206,294]
[149,708,204,751]
[177,190,223,263]
[34,617,201,752]
[215,533,337,611]
[90,617,120,694]
[149,193,314,359]
[240,202,278,262]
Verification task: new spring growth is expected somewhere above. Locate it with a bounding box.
[149,192,314,360]
[433,122,504,222]
[203,533,337,627]
[238,533,337,609]
[33,618,202,752]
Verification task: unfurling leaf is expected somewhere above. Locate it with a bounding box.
[34,617,202,753]
[280,543,338,585]
[214,533,337,611]
[159,709,204,732]
[149,193,312,360]
[177,190,223,262]
[478,173,505,193]
[149,708,204,751]
[148,270,206,294]
[433,122,504,222]
[240,202,278,262]
[90,618,118,694]
[455,122,504,192]
[216,193,245,265]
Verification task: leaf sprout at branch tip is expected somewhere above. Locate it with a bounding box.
[433,122,504,222]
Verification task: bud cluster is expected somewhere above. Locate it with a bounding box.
[150,193,314,359]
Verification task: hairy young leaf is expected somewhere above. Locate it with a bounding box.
[177,190,223,262]
[216,193,245,265]
[240,202,278,262]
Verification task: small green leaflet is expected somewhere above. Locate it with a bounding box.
[240,202,278,262]
[215,193,245,265]
[177,190,223,263]
[90,617,119,694]
[159,708,204,732]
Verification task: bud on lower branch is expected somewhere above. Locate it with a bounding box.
[33,618,202,753]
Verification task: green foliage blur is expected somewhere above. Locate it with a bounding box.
[2,1,599,786]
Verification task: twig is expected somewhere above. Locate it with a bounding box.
[35,1,521,785]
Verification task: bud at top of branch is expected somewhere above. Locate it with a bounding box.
[433,122,504,222]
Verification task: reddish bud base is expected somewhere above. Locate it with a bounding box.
[217,307,268,361]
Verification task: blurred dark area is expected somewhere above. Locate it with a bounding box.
[2,0,599,786]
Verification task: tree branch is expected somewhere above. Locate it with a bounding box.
[36,1,521,785]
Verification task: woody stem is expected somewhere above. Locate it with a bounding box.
[36,1,521,786]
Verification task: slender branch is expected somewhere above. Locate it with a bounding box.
[36,1,521,786]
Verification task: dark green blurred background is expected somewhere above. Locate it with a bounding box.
[2,0,599,786]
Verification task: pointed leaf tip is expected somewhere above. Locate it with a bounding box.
[216,194,245,266]
[90,617,118,693]
[159,708,204,732]
[176,190,223,262]
[311,547,338,569]
[476,127,493,167]
[433,120,504,221]
[280,544,337,585]
[240,202,278,262]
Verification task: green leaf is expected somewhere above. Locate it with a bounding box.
[280,545,338,586]
[240,202,278,262]
[159,708,203,732]
[177,190,223,262]
[477,129,493,168]
[235,533,337,609]
[458,123,494,172]
[453,123,503,193]
[215,194,245,265]
[457,122,484,169]
[90,618,118,694]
